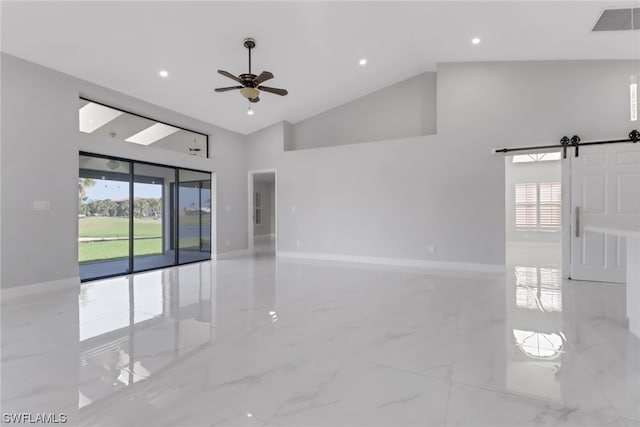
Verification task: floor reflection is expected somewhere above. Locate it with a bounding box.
[78,263,213,412]
[515,266,562,312]
[513,329,565,359]
[504,243,568,402]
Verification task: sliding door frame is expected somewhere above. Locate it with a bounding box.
[79,151,213,282]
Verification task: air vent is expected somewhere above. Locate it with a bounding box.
[593,8,640,31]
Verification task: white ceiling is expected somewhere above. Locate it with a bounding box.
[2,1,640,135]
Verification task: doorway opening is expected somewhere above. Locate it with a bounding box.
[248,170,276,256]
[505,152,563,270]
[505,143,640,284]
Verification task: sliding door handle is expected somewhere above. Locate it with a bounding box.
[575,206,580,238]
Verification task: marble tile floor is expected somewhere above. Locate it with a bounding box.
[1,243,639,426]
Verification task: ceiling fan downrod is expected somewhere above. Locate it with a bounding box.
[244,38,255,75]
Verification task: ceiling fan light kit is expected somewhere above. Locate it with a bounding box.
[240,87,260,99]
[215,38,288,105]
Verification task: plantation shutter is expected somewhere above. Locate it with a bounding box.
[515,183,538,227]
[539,182,562,228]
[254,192,262,225]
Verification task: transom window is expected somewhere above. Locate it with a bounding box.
[78,98,209,158]
[512,152,561,163]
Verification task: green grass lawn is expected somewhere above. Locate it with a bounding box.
[79,216,161,238]
[79,216,163,262]
[178,213,211,226]
[79,238,163,263]
[78,215,210,263]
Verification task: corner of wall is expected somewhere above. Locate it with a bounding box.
[283,121,293,151]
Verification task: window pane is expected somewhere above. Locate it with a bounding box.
[512,152,561,163]
[178,169,212,264]
[540,182,562,228]
[133,163,175,272]
[79,99,208,158]
[79,155,131,280]
[515,183,538,227]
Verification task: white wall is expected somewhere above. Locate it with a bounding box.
[505,157,562,244]
[246,60,639,268]
[1,53,247,289]
[290,72,437,150]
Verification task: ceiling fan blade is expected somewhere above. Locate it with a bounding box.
[257,86,288,96]
[249,96,260,103]
[217,70,242,83]
[253,71,274,85]
[214,86,243,92]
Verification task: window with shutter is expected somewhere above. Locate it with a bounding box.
[539,182,561,228]
[515,183,538,227]
[515,182,561,229]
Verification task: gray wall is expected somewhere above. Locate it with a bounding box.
[246,60,640,268]
[1,53,247,289]
[3,56,637,287]
[290,72,437,150]
[505,157,562,244]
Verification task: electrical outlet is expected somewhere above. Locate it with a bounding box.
[291,205,296,212]
[296,239,300,247]
[429,245,436,254]
[225,205,231,212]
[225,240,230,247]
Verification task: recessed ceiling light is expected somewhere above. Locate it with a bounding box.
[359,58,367,66]
[159,70,169,78]
[471,37,481,45]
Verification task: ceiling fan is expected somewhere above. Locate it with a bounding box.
[215,38,288,103]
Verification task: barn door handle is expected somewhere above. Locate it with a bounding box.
[575,206,580,238]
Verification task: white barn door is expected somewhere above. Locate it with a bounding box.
[571,144,640,283]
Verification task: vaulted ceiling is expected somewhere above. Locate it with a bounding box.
[2,1,639,135]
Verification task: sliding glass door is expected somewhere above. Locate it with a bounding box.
[78,156,131,279]
[133,163,175,272]
[79,153,212,281]
[178,169,212,264]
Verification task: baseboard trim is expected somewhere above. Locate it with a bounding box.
[1,276,81,301]
[254,234,275,240]
[214,249,251,260]
[276,251,505,274]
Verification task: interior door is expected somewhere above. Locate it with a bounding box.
[571,144,640,283]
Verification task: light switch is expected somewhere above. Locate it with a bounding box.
[225,205,231,212]
[33,200,50,211]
